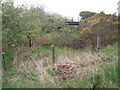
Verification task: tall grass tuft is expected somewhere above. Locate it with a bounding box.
[101,64,118,86]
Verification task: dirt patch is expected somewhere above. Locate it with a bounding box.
[53,64,81,81]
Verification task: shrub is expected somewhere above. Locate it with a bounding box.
[79,13,118,49]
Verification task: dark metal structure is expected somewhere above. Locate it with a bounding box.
[64,22,79,25]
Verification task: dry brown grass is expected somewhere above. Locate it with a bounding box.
[56,50,107,67]
[9,47,117,87]
[52,50,115,82]
[12,53,57,86]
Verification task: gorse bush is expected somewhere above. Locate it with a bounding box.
[51,13,118,50]
[79,13,118,49]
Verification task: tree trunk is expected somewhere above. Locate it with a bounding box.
[29,38,32,47]
[27,35,32,47]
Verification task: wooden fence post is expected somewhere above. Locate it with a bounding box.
[2,52,7,72]
[97,37,101,50]
[51,45,55,64]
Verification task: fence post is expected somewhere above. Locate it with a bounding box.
[2,52,7,72]
[97,37,101,50]
[51,45,55,64]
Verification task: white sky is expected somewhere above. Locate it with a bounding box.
[14,0,119,21]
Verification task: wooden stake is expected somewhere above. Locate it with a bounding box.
[97,37,101,49]
[2,52,7,71]
[51,45,55,64]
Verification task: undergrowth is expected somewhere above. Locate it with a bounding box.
[2,43,118,88]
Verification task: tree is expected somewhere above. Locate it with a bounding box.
[79,11,96,20]
[2,0,24,46]
[21,6,46,47]
[2,0,46,47]
[42,13,65,33]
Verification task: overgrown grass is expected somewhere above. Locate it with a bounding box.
[101,64,118,87]
[19,46,52,55]
[4,50,15,71]
[2,43,118,88]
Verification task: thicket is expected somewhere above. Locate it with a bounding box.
[2,0,68,48]
[53,12,118,49]
[2,0,118,50]
[79,12,118,49]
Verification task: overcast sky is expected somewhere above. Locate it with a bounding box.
[14,0,118,21]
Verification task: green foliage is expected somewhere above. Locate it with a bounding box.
[42,15,65,33]
[79,13,118,49]
[79,11,96,20]
[60,79,90,88]
[102,44,118,55]
[47,69,56,76]
[3,78,42,88]
[52,32,81,49]
[2,0,24,46]
[2,0,66,47]
[21,6,46,47]
[45,13,118,50]
[5,50,15,71]
[101,64,118,85]
[91,73,103,88]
